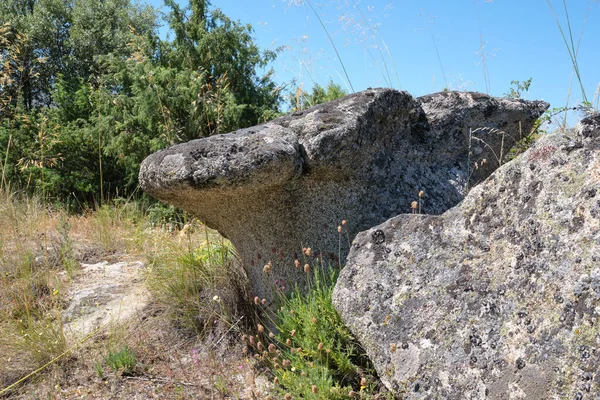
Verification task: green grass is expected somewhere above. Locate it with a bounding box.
[245,259,388,399]
[104,345,137,375]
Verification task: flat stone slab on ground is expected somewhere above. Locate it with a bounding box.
[63,260,150,337]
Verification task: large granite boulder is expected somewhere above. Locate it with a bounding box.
[333,114,600,398]
[139,88,547,302]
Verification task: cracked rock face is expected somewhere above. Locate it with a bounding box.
[139,88,548,302]
[333,114,600,398]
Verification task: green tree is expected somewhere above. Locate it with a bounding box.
[291,79,348,111]
[0,0,283,203]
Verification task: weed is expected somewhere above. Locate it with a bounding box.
[145,226,250,336]
[104,345,137,375]
[504,78,533,100]
[246,255,385,399]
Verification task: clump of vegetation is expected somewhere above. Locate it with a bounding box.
[0,190,70,390]
[243,248,388,399]
[145,221,251,336]
[291,79,348,112]
[104,345,137,376]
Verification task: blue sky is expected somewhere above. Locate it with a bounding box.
[150,0,600,119]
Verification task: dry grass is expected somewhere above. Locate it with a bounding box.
[0,192,263,398]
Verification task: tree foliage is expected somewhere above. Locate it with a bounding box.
[0,0,283,204]
[291,79,347,112]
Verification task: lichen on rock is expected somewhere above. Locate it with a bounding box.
[333,114,600,398]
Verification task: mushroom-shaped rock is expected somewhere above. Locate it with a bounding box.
[333,114,600,398]
[139,88,548,302]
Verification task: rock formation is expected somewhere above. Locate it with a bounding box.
[333,114,600,398]
[139,88,547,302]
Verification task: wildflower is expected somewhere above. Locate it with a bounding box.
[318,342,324,351]
[269,332,275,338]
[263,261,272,273]
[282,359,291,367]
[273,376,280,384]
[286,338,292,346]
[242,334,248,342]
[304,264,310,274]
[249,336,255,346]
[411,201,418,213]
[337,225,342,233]
[257,341,264,351]
[342,220,347,226]
[418,190,424,198]
[294,259,300,269]
[301,371,306,376]
[312,385,318,394]
[212,295,220,302]
[261,298,267,305]
[311,317,317,324]
[290,329,296,337]
[192,348,198,365]
[349,390,358,398]
[284,394,292,400]
[360,377,367,387]
[268,343,276,353]
[257,324,264,333]
[304,247,312,256]
[254,296,260,305]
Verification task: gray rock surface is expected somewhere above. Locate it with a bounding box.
[139,88,547,302]
[333,114,600,398]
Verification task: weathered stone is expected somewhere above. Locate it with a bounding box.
[139,88,548,302]
[333,114,600,398]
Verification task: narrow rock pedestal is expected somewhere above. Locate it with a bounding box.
[140,88,548,303]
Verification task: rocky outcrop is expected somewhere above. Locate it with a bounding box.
[139,88,547,302]
[333,114,600,398]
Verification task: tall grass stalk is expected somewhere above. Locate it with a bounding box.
[546,0,590,106]
[305,0,354,93]
[351,0,400,89]
[430,31,448,89]
[476,4,490,94]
